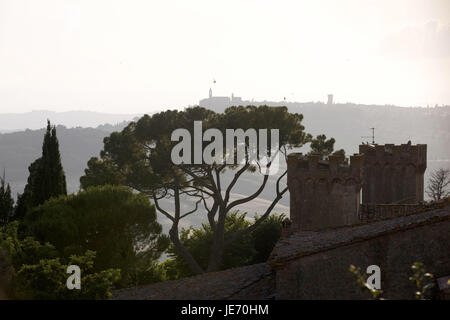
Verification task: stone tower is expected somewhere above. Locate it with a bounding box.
[359,143,427,204]
[287,153,364,231]
[327,94,333,105]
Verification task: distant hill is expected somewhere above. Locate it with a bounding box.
[0,103,448,233]
[283,102,450,160]
[200,99,450,160]
[0,110,141,132]
[0,122,129,197]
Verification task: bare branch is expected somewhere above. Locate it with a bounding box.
[180,198,202,219]
[276,170,287,195]
[225,173,269,212]
[180,165,216,194]
[224,186,288,246]
[152,195,175,222]
[224,163,250,204]
[426,168,450,200]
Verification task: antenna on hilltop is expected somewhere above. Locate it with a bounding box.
[361,127,375,144]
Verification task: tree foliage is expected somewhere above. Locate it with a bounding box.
[409,262,435,300]
[0,172,14,225]
[308,134,342,158]
[163,211,284,280]
[0,222,120,299]
[350,262,437,300]
[21,185,169,287]
[349,264,383,300]
[15,121,67,219]
[14,250,121,300]
[79,157,125,188]
[80,105,310,275]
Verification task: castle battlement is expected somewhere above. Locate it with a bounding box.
[287,153,364,231]
[359,143,427,204]
[286,142,427,232]
[359,143,426,171]
[287,153,363,183]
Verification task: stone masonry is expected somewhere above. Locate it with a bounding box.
[359,143,427,204]
[271,204,450,299]
[287,152,363,231]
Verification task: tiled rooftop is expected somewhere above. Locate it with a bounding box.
[112,262,274,300]
[270,206,450,265]
[112,202,450,300]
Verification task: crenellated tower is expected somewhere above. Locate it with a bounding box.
[287,153,364,231]
[359,143,427,204]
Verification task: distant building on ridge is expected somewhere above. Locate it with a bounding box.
[327,94,334,105]
[199,88,245,113]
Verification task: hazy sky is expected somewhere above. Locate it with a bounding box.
[0,0,449,114]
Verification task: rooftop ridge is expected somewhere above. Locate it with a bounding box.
[112,263,273,300]
[270,203,450,266]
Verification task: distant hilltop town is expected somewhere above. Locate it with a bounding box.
[199,88,250,113]
[198,88,449,113]
[196,88,450,162]
[199,88,335,113]
[200,89,337,113]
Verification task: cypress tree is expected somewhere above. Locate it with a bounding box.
[36,121,67,204]
[0,171,14,225]
[15,121,67,219]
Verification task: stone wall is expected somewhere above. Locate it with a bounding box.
[359,143,427,204]
[358,199,448,222]
[287,152,363,231]
[273,208,450,299]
